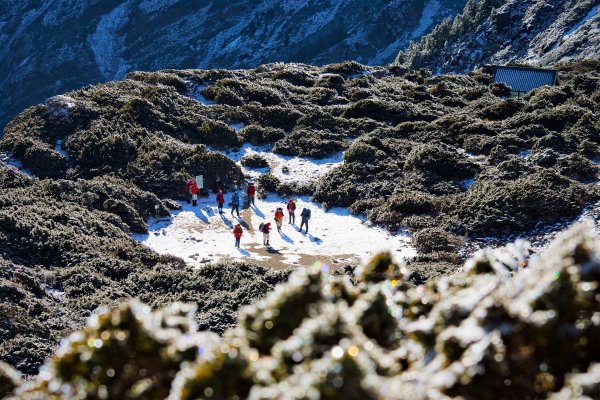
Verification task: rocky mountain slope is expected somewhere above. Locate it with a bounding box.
[0,0,467,131]
[396,0,600,72]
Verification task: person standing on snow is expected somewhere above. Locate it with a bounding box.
[187,178,199,206]
[231,189,241,217]
[184,178,194,204]
[233,224,243,248]
[216,189,225,214]
[299,207,311,234]
[274,207,285,232]
[260,222,271,246]
[287,198,296,224]
[247,182,256,206]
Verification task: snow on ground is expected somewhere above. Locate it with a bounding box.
[0,152,34,177]
[411,0,441,39]
[563,4,600,40]
[213,144,344,184]
[54,139,69,160]
[186,83,216,105]
[87,1,130,81]
[134,193,415,268]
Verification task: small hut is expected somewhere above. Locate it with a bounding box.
[492,65,559,97]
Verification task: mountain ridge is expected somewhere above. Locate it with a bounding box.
[396,0,600,73]
[0,0,467,131]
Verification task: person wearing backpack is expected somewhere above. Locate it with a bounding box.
[274,207,285,232]
[247,182,256,206]
[259,222,271,246]
[287,198,296,224]
[231,190,241,217]
[216,189,225,214]
[299,207,311,234]
[233,224,243,248]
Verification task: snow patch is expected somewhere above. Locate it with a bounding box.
[518,149,531,159]
[214,144,343,185]
[87,1,131,81]
[54,139,69,160]
[563,4,600,40]
[186,83,216,105]
[134,194,415,267]
[411,0,441,39]
[0,152,34,178]
[229,122,244,132]
[47,95,75,119]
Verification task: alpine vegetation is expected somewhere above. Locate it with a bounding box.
[5,222,600,399]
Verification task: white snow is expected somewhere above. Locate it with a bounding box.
[54,139,69,160]
[518,149,531,159]
[213,144,344,184]
[0,152,34,178]
[411,0,441,39]
[134,194,415,267]
[87,1,131,81]
[188,84,216,105]
[563,4,600,40]
[229,122,244,132]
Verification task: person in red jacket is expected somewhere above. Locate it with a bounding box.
[216,189,225,214]
[261,222,271,246]
[274,207,285,232]
[233,224,243,248]
[287,198,296,224]
[247,182,256,206]
[186,178,199,206]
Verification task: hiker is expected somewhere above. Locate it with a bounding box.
[274,207,285,232]
[186,178,199,206]
[216,189,225,214]
[287,198,296,224]
[260,222,271,246]
[233,224,243,248]
[231,190,241,217]
[247,182,256,206]
[184,178,194,204]
[299,207,311,234]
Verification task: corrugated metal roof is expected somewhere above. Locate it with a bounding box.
[493,66,558,93]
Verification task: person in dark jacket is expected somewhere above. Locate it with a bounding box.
[231,190,241,217]
[299,207,311,234]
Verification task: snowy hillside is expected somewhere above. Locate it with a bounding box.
[0,0,467,131]
[396,0,600,72]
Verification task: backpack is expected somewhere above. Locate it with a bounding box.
[258,222,264,231]
[302,208,311,219]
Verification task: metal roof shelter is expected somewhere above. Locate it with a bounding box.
[493,66,559,96]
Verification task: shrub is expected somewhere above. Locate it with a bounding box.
[196,120,242,148]
[239,124,285,145]
[404,143,479,180]
[273,129,346,159]
[240,154,269,168]
[412,228,463,254]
